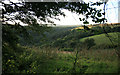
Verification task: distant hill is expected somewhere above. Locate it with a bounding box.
[71,23,120,30]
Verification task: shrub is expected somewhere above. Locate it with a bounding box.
[82,38,96,50]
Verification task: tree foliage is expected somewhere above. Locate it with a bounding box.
[82,38,96,50]
[2,1,104,25]
[2,0,105,50]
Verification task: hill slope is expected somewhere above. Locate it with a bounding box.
[80,32,119,48]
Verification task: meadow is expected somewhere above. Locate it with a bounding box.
[3,46,118,73]
[80,32,119,45]
[80,32,119,49]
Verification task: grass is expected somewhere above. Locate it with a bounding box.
[80,32,119,46]
[23,46,119,73]
[77,49,118,73]
[3,46,118,73]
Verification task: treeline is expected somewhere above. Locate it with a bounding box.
[19,25,120,51]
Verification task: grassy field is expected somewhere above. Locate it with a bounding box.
[14,46,118,73]
[80,32,119,46]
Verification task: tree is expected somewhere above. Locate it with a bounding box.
[2,1,104,25]
[82,38,96,50]
[2,0,104,51]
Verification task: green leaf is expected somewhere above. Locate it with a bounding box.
[97,13,102,17]
[79,18,82,21]
[83,21,89,24]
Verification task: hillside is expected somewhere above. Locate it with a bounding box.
[80,32,118,45]
[80,32,119,49]
[19,24,120,50]
[49,25,120,50]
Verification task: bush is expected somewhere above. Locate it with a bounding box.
[82,38,96,50]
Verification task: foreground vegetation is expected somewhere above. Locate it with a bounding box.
[3,46,118,73]
[3,24,120,74]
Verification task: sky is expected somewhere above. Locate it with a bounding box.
[53,0,119,25]
[2,0,119,26]
[119,1,120,22]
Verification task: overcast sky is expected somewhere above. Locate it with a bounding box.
[53,0,119,25]
[3,0,119,26]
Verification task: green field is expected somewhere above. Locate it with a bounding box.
[80,32,119,46]
[3,46,118,73]
[24,47,119,73]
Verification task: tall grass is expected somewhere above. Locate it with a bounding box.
[27,46,118,73]
[3,46,118,73]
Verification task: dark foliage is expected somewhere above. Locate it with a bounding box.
[82,38,96,50]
